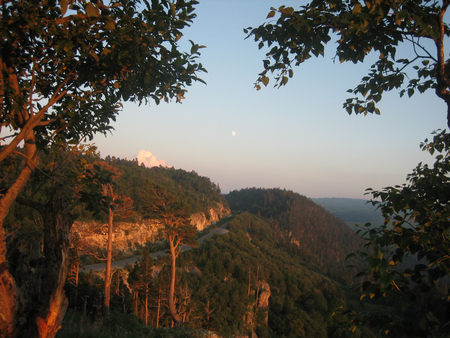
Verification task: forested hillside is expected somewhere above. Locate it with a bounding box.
[225,188,364,284]
[185,212,373,337]
[4,152,228,229]
[104,157,226,219]
[63,211,373,337]
[4,150,374,337]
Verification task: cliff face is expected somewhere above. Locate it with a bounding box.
[190,203,230,231]
[72,219,159,253]
[71,203,230,252]
[239,281,271,338]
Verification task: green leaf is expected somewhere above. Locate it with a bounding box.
[368,256,378,269]
[397,9,410,21]
[283,7,294,15]
[86,2,98,17]
[90,52,99,63]
[380,272,394,288]
[393,226,403,233]
[267,10,276,19]
[170,2,176,17]
[60,0,68,16]
[104,20,115,31]
[346,252,356,259]
[352,3,362,15]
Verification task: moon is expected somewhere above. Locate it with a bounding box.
[231,131,236,136]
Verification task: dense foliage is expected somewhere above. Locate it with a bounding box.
[226,188,363,284]
[65,210,373,337]
[4,151,228,232]
[187,212,375,338]
[347,130,450,337]
[105,157,226,218]
[0,0,205,335]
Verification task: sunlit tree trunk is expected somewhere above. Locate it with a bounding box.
[145,290,149,326]
[156,285,161,328]
[36,191,74,338]
[103,206,114,318]
[0,130,41,338]
[168,235,182,325]
[0,217,17,337]
[0,188,74,338]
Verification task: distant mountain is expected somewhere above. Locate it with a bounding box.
[312,197,384,229]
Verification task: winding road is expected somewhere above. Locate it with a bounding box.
[81,221,230,272]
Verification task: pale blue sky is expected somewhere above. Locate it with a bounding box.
[93,0,447,198]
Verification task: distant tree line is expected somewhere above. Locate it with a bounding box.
[226,188,364,284]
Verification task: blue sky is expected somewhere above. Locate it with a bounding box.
[93,0,448,199]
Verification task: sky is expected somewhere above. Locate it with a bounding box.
[93,0,448,199]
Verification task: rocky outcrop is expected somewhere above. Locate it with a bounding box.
[71,219,160,253]
[71,203,230,253]
[239,280,271,338]
[256,281,271,325]
[190,203,230,230]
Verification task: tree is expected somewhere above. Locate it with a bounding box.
[346,130,450,337]
[143,183,197,326]
[245,0,450,128]
[83,161,135,318]
[0,0,205,336]
[67,232,82,307]
[129,248,154,325]
[0,144,103,338]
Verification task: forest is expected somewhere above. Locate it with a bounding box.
[2,1,450,337]
[1,148,449,337]
[2,149,376,337]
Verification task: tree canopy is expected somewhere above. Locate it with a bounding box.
[1,0,205,152]
[245,0,450,127]
[0,0,205,221]
[0,1,205,336]
[347,130,450,336]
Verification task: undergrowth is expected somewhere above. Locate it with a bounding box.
[56,309,210,338]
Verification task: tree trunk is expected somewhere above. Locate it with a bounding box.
[36,191,74,337]
[156,286,161,328]
[0,131,38,337]
[104,208,114,318]
[168,238,182,325]
[134,290,138,315]
[0,220,17,337]
[145,291,148,326]
[4,187,75,338]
